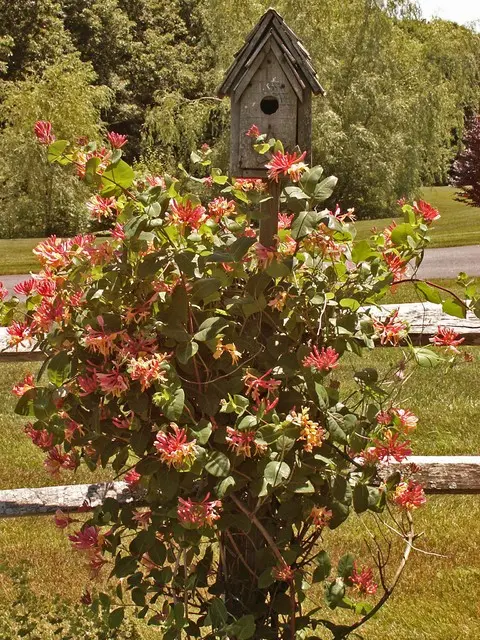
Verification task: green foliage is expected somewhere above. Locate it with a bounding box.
[0,54,110,238]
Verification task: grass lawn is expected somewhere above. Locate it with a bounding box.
[355,186,480,249]
[1,186,480,277]
[0,350,479,637]
[0,238,42,275]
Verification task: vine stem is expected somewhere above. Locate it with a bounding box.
[394,277,468,310]
[341,511,415,637]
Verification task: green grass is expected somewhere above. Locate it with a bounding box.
[0,356,479,638]
[0,187,479,277]
[355,186,480,249]
[0,238,43,275]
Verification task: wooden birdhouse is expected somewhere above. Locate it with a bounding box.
[218,8,325,177]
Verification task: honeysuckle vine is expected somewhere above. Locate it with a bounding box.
[0,122,476,639]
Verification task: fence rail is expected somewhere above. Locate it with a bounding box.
[1,457,479,518]
[2,302,480,363]
[1,303,479,515]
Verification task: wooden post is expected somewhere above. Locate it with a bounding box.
[259,181,281,247]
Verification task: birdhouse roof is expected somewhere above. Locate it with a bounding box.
[217,8,325,98]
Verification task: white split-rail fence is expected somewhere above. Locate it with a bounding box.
[1,302,480,517]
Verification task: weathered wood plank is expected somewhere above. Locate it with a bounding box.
[383,456,480,494]
[1,457,478,517]
[365,302,480,345]
[0,481,141,518]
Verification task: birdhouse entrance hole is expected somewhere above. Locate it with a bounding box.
[260,96,279,115]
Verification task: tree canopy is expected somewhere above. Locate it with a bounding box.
[0,0,479,235]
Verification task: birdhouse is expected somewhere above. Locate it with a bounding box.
[218,8,325,177]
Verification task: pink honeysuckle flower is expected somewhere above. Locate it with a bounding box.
[277,233,296,256]
[243,369,281,407]
[54,509,77,529]
[83,317,126,357]
[77,374,98,396]
[86,195,118,221]
[124,468,141,486]
[112,222,126,241]
[331,204,356,222]
[430,326,465,352]
[413,200,440,224]
[391,408,418,433]
[12,373,35,397]
[203,175,214,187]
[127,353,169,391]
[69,525,103,551]
[372,309,408,346]
[146,175,166,188]
[265,150,307,182]
[24,423,54,450]
[310,506,333,529]
[13,278,36,297]
[362,430,412,464]
[254,242,278,267]
[0,281,8,301]
[383,252,407,282]
[246,124,261,138]
[226,427,267,458]
[392,480,426,511]
[290,407,326,452]
[32,298,65,332]
[154,423,197,469]
[233,178,267,193]
[34,121,56,145]
[96,367,129,397]
[106,131,128,149]
[170,199,206,230]
[33,236,70,270]
[207,197,236,222]
[112,414,133,430]
[278,212,294,229]
[302,346,339,372]
[350,564,378,595]
[35,278,56,298]
[177,493,222,528]
[44,446,78,476]
[271,563,295,582]
[132,508,152,529]
[6,320,32,346]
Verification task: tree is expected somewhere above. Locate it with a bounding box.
[452,115,480,207]
[0,54,110,237]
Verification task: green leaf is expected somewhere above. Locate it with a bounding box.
[390,223,416,246]
[313,550,331,582]
[101,159,135,196]
[414,281,442,304]
[216,475,235,498]
[442,298,466,319]
[325,578,346,609]
[291,210,323,240]
[108,607,125,629]
[264,461,290,488]
[412,346,444,368]
[314,382,329,409]
[299,165,324,196]
[258,567,275,588]
[190,278,221,302]
[205,451,231,477]
[163,388,185,421]
[176,341,198,364]
[47,351,71,386]
[339,298,361,312]
[207,598,228,628]
[47,140,68,163]
[353,483,369,514]
[227,615,256,640]
[194,317,229,341]
[313,175,338,203]
[351,240,376,263]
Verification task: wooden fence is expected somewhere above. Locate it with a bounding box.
[1,302,479,516]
